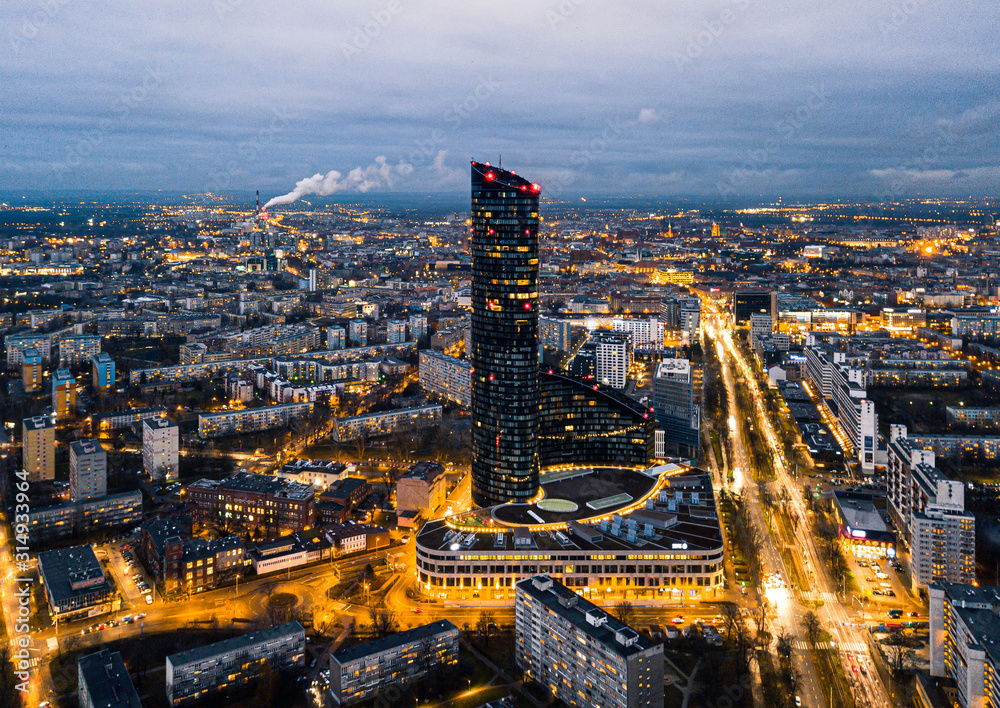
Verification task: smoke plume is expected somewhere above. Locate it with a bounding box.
[264,156,413,208]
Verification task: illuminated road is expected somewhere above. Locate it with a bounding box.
[715,315,891,707]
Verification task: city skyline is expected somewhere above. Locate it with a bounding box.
[2,2,998,199]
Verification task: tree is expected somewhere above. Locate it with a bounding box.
[368,602,399,640]
[611,600,635,628]
[803,611,822,647]
[719,603,743,641]
[477,610,496,647]
[776,630,794,663]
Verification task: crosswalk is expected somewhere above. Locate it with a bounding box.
[793,640,867,653]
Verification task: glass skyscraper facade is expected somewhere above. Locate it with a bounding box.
[470,162,541,507]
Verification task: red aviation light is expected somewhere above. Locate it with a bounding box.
[524,302,531,310]
[489,374,495,381]
[548,369,553,375]
[485,172,495,181]
[531,184,541,192]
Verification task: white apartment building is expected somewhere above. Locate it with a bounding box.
[929,583,1000,708]
[592,331,631,389]
[326,326,346,350]
[59,334,101,368]
[387,319,408,344]
[408,314,428,340]
[418,350,471,407]
[143,417,179,481]
[70,439,107,503]
[516,575,664,708]
[198,402,313,438]
[612,317,664,348]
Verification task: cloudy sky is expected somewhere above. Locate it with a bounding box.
[2,0,998,201]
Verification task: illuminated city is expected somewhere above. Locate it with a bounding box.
[2,3,1000,708]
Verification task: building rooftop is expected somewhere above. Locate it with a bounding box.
[189,471,314,501]
[143,416,177,430]
[77,649,142,708]
[517,575,659,659]
[37,545,109,607]
[167,621,304,668]
[23,415,53,431]
[332,620,458,665]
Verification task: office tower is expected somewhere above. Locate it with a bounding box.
[59,334,101,368]
[515,575,664,708]
[22,415,55,482]
[143,417,179,481]
[592,330,632,389]
[91,352,115,391]
[52,368,77,419]
[349,319,367,346]
[408,313,427,341]
[469,162,541,507]
[733,290,775,326]
[653,358,702,458]
[326,326,346,350]
[70,439,107,502]
[22,347,42,392]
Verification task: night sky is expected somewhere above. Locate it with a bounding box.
[3,1,997,200]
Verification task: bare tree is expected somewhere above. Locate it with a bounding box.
[611,600,636,628]
[477,610,497,647]
[368,602,399,640]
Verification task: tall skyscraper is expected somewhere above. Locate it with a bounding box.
[470,162,541,507]
[653,358,702,459]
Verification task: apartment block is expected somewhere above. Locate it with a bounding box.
[408,314,428,340]
[22,415,55,482]
[197,401,313,437]
[70,439,106,502]
[333,404,442,442]
[166,622,305,705]
[52,368,77,419]
[929,583,1000,708]
[141,416,178,481]
[515,575,664,708]
[326,326,346,350]
[5,332,51,367]
[26,490,143,545]
[395,461,447,515]
[78,649,142,708]
[540,316,573,351]
[612,317,664,349]
[59,334,101,368]
[22,347,43,392]
[330,620,459,705]
[186,472,315,536]
[418,350,471,407]
[91,352,116,391]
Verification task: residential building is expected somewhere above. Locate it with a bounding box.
[349,319,367,346]
[23,415,55,482]
[592,330,632,389]
[929,582,1000,708]
[515,575,664,708]
[539,316,573,352]
[78,649,142,708]
[396,461,447,514]
[887,427,976,588]
[37,545,113,619]
[143,417,179,481]
[140,517,245,595]
[418,350,471,407]
[612,317,663,349]
[187,472,315,535]
[59,334,101,368]
[5,332,51,367]
[26,490,143,545]
[91,352,116,391]
[469,162,541,507]
[70,439,106,503]
[165,622,305,705]
[330,620,459,706]
[197,401,313,437]
[92,405,169,432]
[947,405,1000,430]
[653,358,701,459]
[387,319,408,344]
[332,405,442,442]
[326,326,346,350]
[22,347,42,392]
[178,342,207,365]
[409,313,428,340]
[53,368,77,419]
[750,312,774,336]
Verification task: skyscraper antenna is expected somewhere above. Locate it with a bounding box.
[499,154,502,168]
